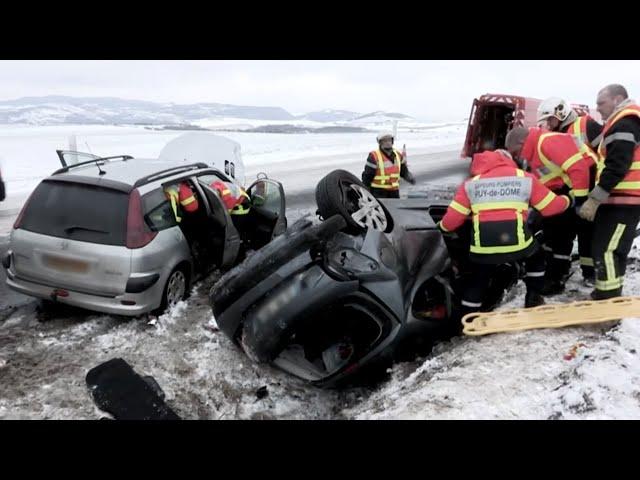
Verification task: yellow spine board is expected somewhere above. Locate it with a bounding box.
[462,296,640,336]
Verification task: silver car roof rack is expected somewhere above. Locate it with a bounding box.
[133,163,210,188]
[52,155,134,175]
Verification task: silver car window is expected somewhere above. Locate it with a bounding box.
[142,188,178,232]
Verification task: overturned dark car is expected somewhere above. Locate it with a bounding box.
[209,170,520,388]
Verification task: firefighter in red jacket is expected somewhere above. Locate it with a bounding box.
[163,182,201,264]
[362,131,415,199]
[438,149,571,312]
[537,97,603,155]
[578,84,640,300]
[165,181,199,223]
[210,179,251,215]
[210,179,252,246]
[505,126,596,294]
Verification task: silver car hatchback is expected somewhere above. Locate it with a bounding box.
[2,154,286,316]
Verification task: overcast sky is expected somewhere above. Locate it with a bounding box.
[0,60,638,121]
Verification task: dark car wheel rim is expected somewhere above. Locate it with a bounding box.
[347,184,388,231]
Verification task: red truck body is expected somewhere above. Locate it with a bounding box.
[461,93,601,159]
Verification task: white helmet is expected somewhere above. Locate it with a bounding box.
[537,97,573,124]
[377,131,394,142]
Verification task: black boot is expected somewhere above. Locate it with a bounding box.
[582,268,595,287]
[590,287,622,301]
[443,306,468,336]
[541,278,565,296]
[525,291,545,308]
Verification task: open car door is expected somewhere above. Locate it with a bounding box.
[246,178,287,249]
[56,150,101,168]
[197,180,242,270]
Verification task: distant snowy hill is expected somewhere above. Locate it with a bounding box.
[0,96,294,125]
[354,110,413,121]
[295,109,360,122]
[0,96,419,129]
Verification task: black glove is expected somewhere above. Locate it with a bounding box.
[562,194,575,209]
[405,171,416,185]
[438,221,457,238]
[534,229,545,243]
[527,208,543,232]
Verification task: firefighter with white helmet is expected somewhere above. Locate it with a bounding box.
[536,96,603,285]
[537,97,603,154]
[537,97,572,127]
[376,131,394,142]
[362,131,415,199]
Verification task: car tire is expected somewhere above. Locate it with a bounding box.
[315,169,389,234]
[156,265,189,315]
[35,299,57,322]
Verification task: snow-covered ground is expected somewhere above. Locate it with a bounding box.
[0,208,364,420]
[0,123,466,198]
[346,242,640,420]
[2,184,640,420]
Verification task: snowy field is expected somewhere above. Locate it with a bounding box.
[0,207,365,420]
[348,255,640,420]
[0,123,467,199]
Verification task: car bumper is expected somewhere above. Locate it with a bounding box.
[5,269,162,316]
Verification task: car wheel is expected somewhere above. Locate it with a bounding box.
[316,169,388,233]
[157,265,189,314]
